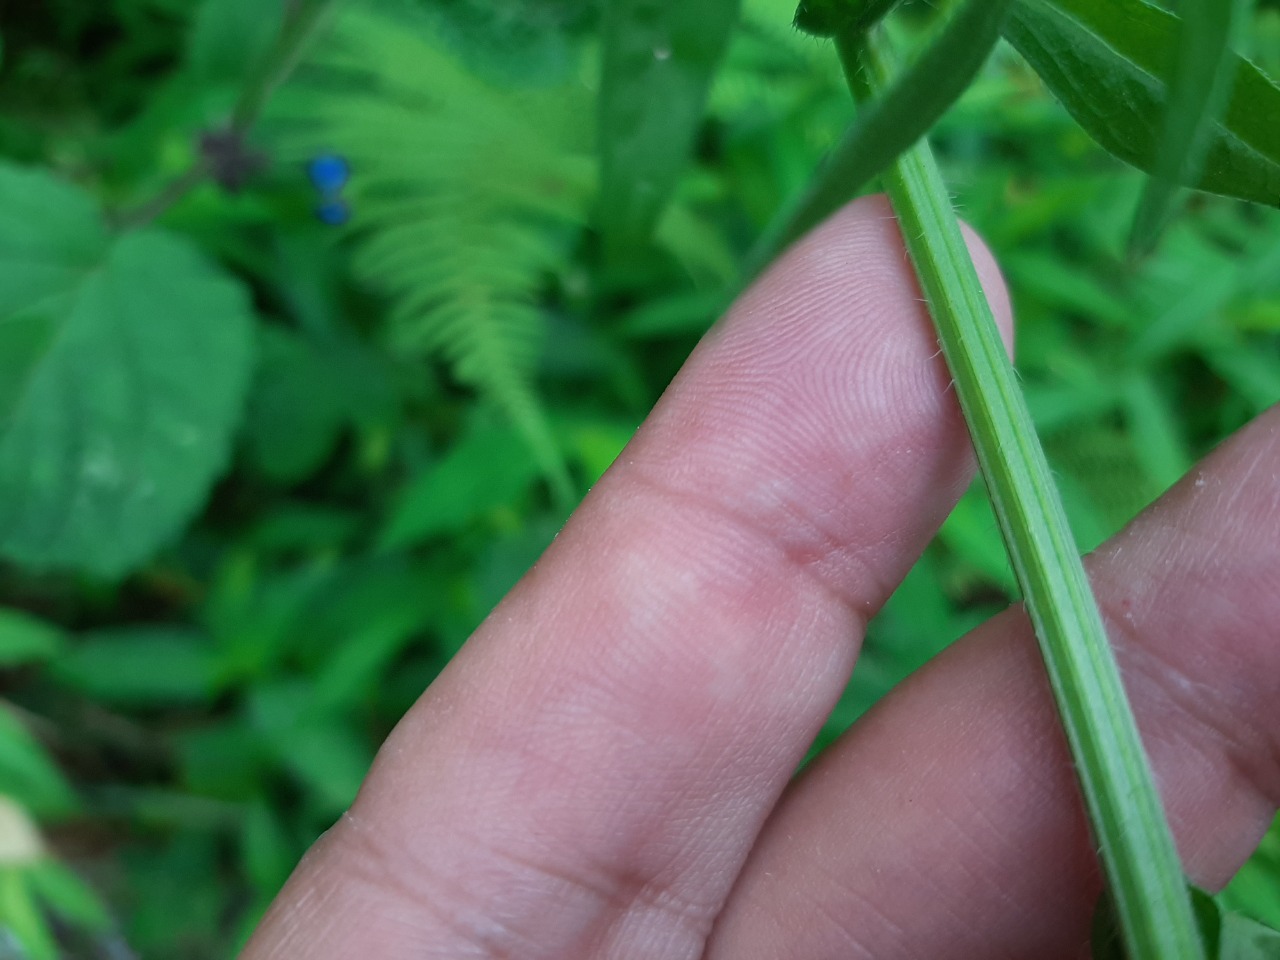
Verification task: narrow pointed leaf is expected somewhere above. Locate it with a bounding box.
[1130,0,1253,253]
[749,0,1015,273]
[598,0,740,255]
[1005,0,1280,208]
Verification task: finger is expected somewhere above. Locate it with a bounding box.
[242,197,1012,960]
[708,406,1280,959]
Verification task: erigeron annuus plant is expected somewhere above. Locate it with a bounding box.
[601,0,1280,957]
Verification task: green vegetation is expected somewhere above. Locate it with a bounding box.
[0,0,1277,956]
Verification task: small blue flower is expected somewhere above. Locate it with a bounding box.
[315,198,351,227]
[307,153,351,194]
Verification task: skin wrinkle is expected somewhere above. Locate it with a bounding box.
[303,816,499,959]
[622,461,881,622]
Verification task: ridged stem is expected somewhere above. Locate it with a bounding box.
[837,27,1203,960]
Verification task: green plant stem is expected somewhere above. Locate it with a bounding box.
[836,28,1203,960]
[231,0,338,135]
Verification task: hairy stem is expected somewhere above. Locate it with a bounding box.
[836,27,1203,960]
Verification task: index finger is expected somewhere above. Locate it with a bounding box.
[242,197,1013,960]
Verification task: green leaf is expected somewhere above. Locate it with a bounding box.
[794,0,903,38]
[380,422,541,549]
[750,0,1016,271]
[1221,910,1280,958]
[239,800,296,897]
[1191,887,1225,960]
[0,610,64,668]
[938,484,1018,596]
[177,721,269,802]
[52,627,219,708]
[243,327,339,483]
[1004,0,1280,208]
[1221,814,1280,930]
[0,164,255,578]
[187,0,284,91]
[305,565,434,712]
[1119,374,1190,492]
[0,867,58,960]
[249,680,371,813]
[598,0,740,254]
[25,860,110,932]
[1129,0,1253,252]
[1093,878,1280,959]
[282,8,584,505]
[244,328,396,484]
[0,710,77,818]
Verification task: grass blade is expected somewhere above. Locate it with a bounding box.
[747,0,1015,276]
[1129,0,1254,254]
[598,0,740,257]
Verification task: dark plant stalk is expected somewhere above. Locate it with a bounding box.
[117,0,339,229]
[836,25,1204,960]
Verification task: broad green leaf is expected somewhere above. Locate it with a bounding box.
[598,0,740,254]
[750,0,1016,270]
[794,0,903,37]
[52,627,219,708]
[1130,0,1253,252]
[1004,0,1280,208]
[0,710,77,818]
[0,164,255,577]
[380,422,541,549]
[0,611,63,668]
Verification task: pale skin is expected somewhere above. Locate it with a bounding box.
[241,197,1280,959]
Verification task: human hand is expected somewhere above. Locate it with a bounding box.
[240,197,1280,960]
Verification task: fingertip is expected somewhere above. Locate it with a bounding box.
[761,194,1014,360]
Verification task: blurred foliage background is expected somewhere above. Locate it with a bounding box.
[0,0,1277,956]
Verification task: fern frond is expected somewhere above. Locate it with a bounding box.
[274,4,595,503]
